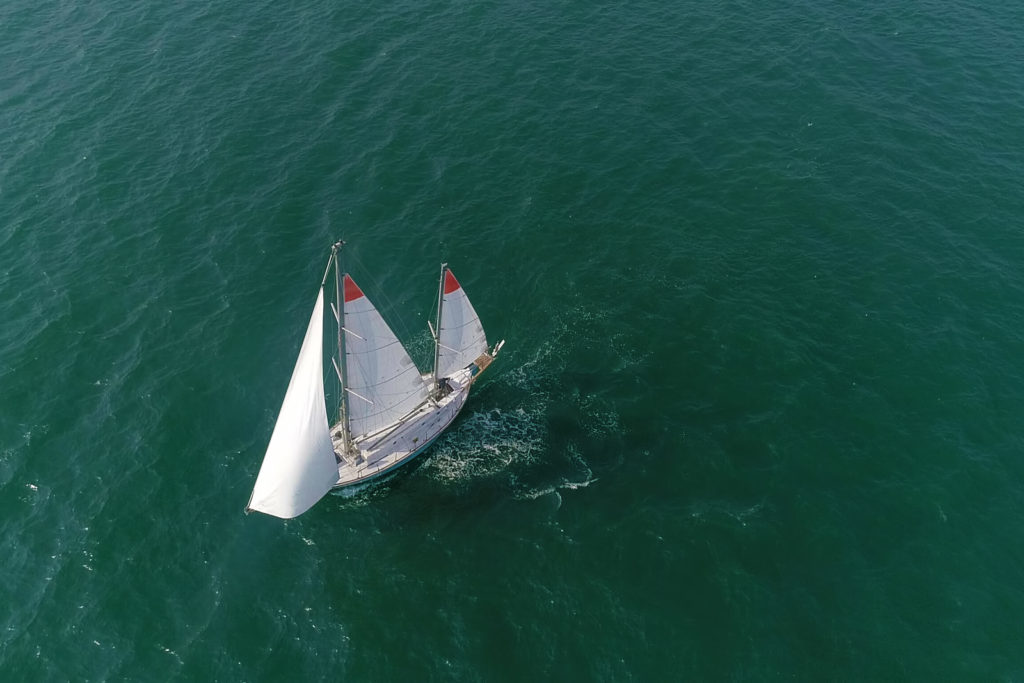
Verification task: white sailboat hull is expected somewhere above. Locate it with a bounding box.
[330,366,475,488]
[246,244,504,518]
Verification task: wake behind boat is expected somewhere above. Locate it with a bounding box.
[246,241,504,519]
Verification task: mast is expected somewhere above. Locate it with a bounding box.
[431,262,447,390]
[332,240,352,456]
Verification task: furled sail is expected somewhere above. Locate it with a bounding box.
[437,269,488,379]
[342,274,430,438]
[248,288,339,519]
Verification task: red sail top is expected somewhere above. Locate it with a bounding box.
[444,269,461,295]
[343,274,364,302]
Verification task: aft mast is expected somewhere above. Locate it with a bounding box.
[330,240,353,458]
[431,262,447,391]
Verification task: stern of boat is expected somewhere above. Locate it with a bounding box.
[469,339,505,382]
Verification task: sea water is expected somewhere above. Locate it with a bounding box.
[3,0,1024,679]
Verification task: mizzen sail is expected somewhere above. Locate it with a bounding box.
[343,274,431,438]
[247,288,339,519]
[437,269,488,378]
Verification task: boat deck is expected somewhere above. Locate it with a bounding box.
[331,368,473,487]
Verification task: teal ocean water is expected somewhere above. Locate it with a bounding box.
[3,0,1024,679]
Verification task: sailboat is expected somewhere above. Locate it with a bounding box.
[246,241,504,519]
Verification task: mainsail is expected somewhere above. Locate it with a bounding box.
[436,269,488,379]
[247,288,339,519]
[342,274,431,438]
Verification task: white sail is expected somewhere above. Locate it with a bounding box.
[248,288,339,519]
[342,274,431,438]
[437,269,488,379]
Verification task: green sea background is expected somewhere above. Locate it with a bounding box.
[3,0,1024,679]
